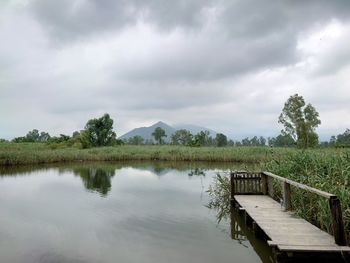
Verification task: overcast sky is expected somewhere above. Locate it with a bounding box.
[1,0,350,140]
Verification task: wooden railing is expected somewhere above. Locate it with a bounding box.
[230,171,347,246]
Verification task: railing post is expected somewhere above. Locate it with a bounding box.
[261,173,268,195]
[268,176,274,198]
[329,196,346,245]
[230,173,235,200]
[282,182,291,211]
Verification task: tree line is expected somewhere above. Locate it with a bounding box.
[126,129,230,147]
[9,113,121,148]
[1,94,350,149]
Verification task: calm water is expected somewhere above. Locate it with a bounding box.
[0,162,274,263]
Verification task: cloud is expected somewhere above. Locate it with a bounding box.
[1,0,350,140]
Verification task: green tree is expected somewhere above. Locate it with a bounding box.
[195,131,210,146]
[241,137,250,146]
[259,136,266,146]
[279,94,321,148]
[329,135,336,146]
[227,139,235,146]
[13,129,50,143]
[26,129,40,142]
[268,134,295,147]
[215,133,228,147]
[128,135,144,145]
[152,127,167,144]
[81,113,116,148]
[171,129,193,145]
[336,129,350,145]
[39,131,51,142]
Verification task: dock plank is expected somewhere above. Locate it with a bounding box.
[234,195,350,253]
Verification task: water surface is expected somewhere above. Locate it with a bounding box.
[0,162,273,263]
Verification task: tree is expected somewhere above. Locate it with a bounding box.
[241,137,250,146]
[329,135,336,146]
[336,129,350,145]
[227,139,235,146]
[128,135,144,145]
[13,129,51,143]
[268,134,295,147]
[195,130,210,146]
[81,113,116,148]
[279,94,321,148]
[39,131,51,142]
[26,129,40,142]
[171,129,193,145]
[152,127,167,144]
[215,133,228,147]
[259,136,266,146]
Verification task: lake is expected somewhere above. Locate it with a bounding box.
[0,162,274,263]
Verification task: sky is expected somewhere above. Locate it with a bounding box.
[1,0,350,141]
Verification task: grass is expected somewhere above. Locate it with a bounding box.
[0,142,293,166]
[207,148,350,242]
[264,150,350,240]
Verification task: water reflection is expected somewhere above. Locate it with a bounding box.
[0,162,265,263]
[230,210,275,263]
[72,167,115,196]
[188,168,206,177]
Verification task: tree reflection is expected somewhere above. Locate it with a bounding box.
[72,167,116,196]
[188,167,206,177]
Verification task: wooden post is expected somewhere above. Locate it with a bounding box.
[267,176,274,198]
[230,173,235,200]
[261,173,268,195]
[282,182,291,211]
[329,196,346,245]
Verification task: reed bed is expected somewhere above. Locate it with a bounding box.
[0,142,289,166]
[207,148,350,241]
[265,150,350,240]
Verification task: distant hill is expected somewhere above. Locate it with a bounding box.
[119,121,217,143]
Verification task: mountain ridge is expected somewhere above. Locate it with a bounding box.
[119,121,217,143]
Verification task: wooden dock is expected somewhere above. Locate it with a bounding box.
[230,171,350,260]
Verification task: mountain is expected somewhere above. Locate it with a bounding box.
[119,121,217,142]
[120,121,176,143]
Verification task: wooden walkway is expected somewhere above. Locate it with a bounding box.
[230,171,350,259]
[234,195,350,253]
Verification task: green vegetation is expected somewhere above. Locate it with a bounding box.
[279,94,321,148]
[268,134,295,147]
[207,148,350,240]
[236,136,266,146]
[171,129,193,145]
[265,151,350,236]
[152,127,167,144]
[215,133,228,147]
[0,143,290,166]
[80,113,117,148]
[127,135,145,145]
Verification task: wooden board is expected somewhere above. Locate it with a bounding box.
[234,195,350,253]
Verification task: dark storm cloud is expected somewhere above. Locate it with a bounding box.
[2,0,350,139]
[30,0,350,39]
[112,29,297,82]
[30,0,213,40]
[28,0,350,78]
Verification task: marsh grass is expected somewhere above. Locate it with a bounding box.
[207,148,350,241]
[265,150,350,240]
[0,142,289,166]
